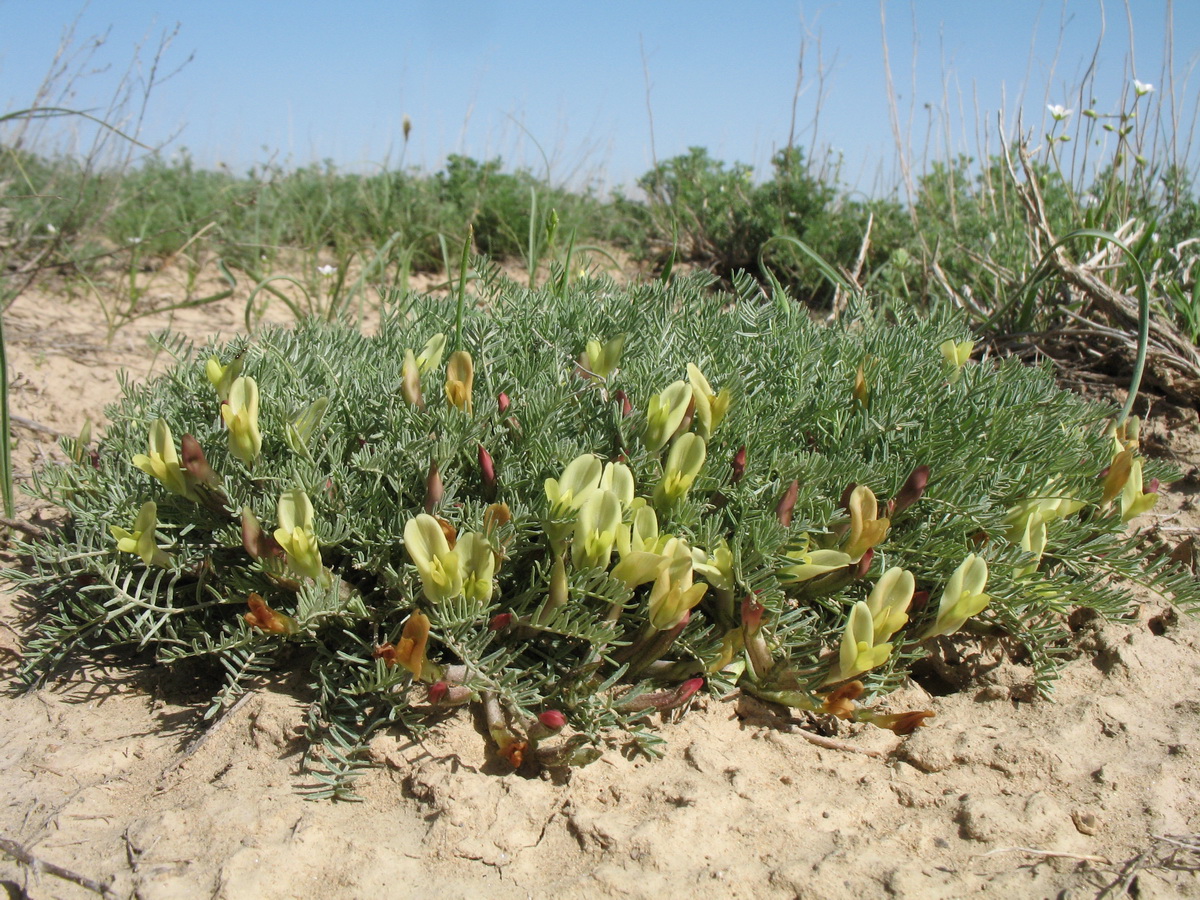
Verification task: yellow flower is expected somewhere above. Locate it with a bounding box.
[132,418,198,501]
[221,376,262,466]
[599,461,636,508]
[273,489,324,582]
[445,350,474,413]
[415,333,447,375]
[940,339,974,382]
[205,353,244,403]
[687,364,731,440]
[571,490,623,571]
[581,334,625,380]
[825,601,893,684]
[924,554,990,638]
[109,501,172,567]
[1119,456,1158,522]
[401,349,425,410]
[653,433,706,506]
[780,535,854,584]
[285,396,329,456]
[545,454,603,519]
[647,539,708,631]
[691,541,734,595]
[642,380,692,452]
[458,531,496,605]
[865,566,914,643]
[842,485,890,561]
[1014,511,1048,577]
[403,513,462,604]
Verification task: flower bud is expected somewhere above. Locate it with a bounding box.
[478,444,496,498]
[497,392,511,414]
[614,389,633,417]
[538,710,567,731]
[241,507,285,560]
[776,479,799,527]
[489,613,513,631]
[730,446,746,484]
[180,434,221,488]
[424,459,443,513]
[893,465,930,515]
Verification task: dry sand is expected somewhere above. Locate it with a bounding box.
[2,263,1199,899]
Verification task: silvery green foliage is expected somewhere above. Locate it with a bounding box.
[11,272,1195,796]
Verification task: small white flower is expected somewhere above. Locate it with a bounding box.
[46,223,57,235]
[1047,104,1072,121]
[317,264,336,277]
[1134,79,1154,96]
[127,236,143,245]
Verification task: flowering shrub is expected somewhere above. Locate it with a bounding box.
[13,272,1195,796]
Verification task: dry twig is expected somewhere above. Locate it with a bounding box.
[0,836,116,897]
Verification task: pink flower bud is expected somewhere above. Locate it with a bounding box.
[489,613,513,631]
[538,710,567,731]
[854,547,874,578]
[497,392,511,414]
[478,444,496,497]
[428,681,449,704]
[676,678,705,703]
[741,595,765,633]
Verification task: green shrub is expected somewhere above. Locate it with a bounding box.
[12,274,1192,794]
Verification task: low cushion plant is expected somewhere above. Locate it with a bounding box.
[12,271,1194,797]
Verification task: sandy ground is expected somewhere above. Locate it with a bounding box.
[2,261,1199,899]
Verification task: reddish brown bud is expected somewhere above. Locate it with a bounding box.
[908,590,930,616]
[893,465,930,515]
[676,678,705,704]
[434,515,457,549]
[181,434,221,488]
[424,459,443,513]
[613,389,633,417]
[854,547,875,578]
[731,446,747,485]
[489,613,513,631]
[241,507,285,560]
[538,710,567,731]
[478,444,496,498]
[427,681,472,706]
[497,392,511,414]
[838,482,858,512]
[1147,478,1160,494]
[776,479,799,527]
[741,595,766,634]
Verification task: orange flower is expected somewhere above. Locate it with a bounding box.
[244,593,298,634]
[865,709,936,735]
[395,612,432,680]
[820,680,865,719]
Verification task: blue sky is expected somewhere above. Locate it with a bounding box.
[1,1,1194,194]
